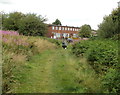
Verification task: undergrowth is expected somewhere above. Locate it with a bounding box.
[2,31,57,93]
[72,39,119,93]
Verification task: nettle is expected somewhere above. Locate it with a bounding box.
[86,40,118,73]
[72,41,91,57]
[72,39,119,93]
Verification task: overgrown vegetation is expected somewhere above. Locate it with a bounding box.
[2,30,57,93]
[2,30,103,93]
[1,7,119,94]
[72,40,119,93]
[72,8,119,93]
[43,37,62,46]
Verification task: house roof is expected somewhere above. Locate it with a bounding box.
[48,24,80,28]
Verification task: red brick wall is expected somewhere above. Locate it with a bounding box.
[46,25,80,38]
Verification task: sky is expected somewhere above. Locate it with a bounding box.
[0,0,119,30]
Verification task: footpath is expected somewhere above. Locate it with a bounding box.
[13,48,101,93]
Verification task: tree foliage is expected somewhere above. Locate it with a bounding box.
[79,24,91,38]
[98,8,120,38]
[52,19,62,25]
[18,13,47,36]
[3,12,24,31]
[3,12,47,36]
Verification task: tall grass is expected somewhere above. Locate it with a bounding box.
[1,30,57,93]
[52,50,102,93]
[0,31,2,94]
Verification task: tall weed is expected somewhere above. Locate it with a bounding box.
[1,31,57,93]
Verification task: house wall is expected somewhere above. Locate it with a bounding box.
[46,25,80,39]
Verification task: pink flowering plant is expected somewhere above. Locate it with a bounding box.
[0,30,19,36]
[2,30,36,93]
[1,30,34,55]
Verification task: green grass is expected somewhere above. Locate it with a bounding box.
[12,48,102,93]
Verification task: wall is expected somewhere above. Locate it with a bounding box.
[46,24,80,39]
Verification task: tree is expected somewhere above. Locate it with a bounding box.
[98,8,120,38]
[3,12,47,36]
[52,19,62,25]
[79,24,91,38]
[18,13,47,36]
[3,12,24,31]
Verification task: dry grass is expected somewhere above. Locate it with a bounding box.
[2,34,58,93]
[12,54,27,64]
[30,37,57,53]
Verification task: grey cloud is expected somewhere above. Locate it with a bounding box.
[0,0,11,4]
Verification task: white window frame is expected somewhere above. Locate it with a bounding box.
[59,27,61,30]
[62,27,64,30]
[73,34,77,37]
[56,27,58,30]
[56,33,61,38]
[52,26,54,30]
[65,27,67,30]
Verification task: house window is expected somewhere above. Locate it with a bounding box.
[63,33,68,38]
[56,27,58,30]
[52,26,54,30]
[68,33,69,37]
[66,33,69,37]
[56,33,61,38]
[59,27,61,30]
[73,34,77,38]
[65,27,67,30]
[52,32,56,39]
[62,27,64,30]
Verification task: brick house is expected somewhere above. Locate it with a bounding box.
[46,24,80,39]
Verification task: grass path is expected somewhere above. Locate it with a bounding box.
[13,48,102,93]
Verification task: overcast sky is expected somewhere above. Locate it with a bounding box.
[0,0,119,29]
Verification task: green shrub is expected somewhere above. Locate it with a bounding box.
[72,39,119,93]
[72,40,118,72]
[72,41,90,57]
[86,40,118,73]
[110,34,120,40]
[102,68,120,93]
[42,37,62,46]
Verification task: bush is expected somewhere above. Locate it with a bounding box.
[72,41,91,57]
[72,39,119,93]
[87,40,118,73]
[102,68,120,93]
[42,37,62,46]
